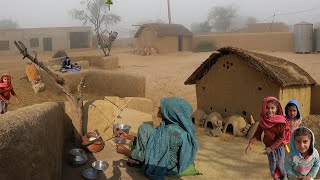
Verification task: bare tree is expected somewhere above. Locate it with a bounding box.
[70,0,121,56]
[190,21,211,33]
[207,5,238,32]
[0,19,19,29]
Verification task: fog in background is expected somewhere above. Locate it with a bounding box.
[0,0,320,37]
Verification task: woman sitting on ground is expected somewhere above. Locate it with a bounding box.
[116,97,198,179]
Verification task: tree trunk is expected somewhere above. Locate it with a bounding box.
[14,41,86,146]
[96,31,107,57]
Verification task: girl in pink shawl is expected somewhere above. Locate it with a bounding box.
[245,97,290,180]
[0,73,19,114]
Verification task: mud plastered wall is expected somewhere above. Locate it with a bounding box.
[46,55,119,70]
[193,32,293,52]
[311,85,320,114]
[42,69,146,98]
[0,102,65,179]
[279,86,312,117]
[195,55,280,121]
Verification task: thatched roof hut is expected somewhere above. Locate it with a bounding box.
[185,47,316,121]
[134,23,193,54]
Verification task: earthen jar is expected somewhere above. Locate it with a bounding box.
[82,132,105,153]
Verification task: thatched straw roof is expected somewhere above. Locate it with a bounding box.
[185,47,316,87]
[134,23,193,38]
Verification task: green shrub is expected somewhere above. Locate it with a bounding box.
[193,41,217,52]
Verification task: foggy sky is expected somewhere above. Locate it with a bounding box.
[1,0,320,37]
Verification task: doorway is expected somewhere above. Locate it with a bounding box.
[69,32,90,49]
[178,35,183,51]
[43,37,52,51]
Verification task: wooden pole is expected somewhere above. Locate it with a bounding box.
[14,41,86,145]
[167,0,172,24]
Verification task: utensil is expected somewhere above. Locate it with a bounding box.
[82,98,133,147]
[113,123,131,144]
[114,137,126,144]
[82,168,100,180]
[82,131,105,153]
[69,148,88,166]
[113,123,131,136]
[82,129,102,146]
[102,97,132,133]
[92,160,109,171]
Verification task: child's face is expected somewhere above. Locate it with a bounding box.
[287,106,298,119]
[266,102,277,116]
[294,135,311,154]
[2,76,9,84]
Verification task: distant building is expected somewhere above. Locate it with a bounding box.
[245,22,290,33]
[0,26,92,55]
[134,23,193,54]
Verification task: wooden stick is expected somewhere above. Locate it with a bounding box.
[14,41,65,85]
[84,97,133,145]
[13,41,86,145]
[102,97,132,133]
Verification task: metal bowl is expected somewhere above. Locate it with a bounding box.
[113,123,131,135]
[92,160,109,171]
[82,168,100,180]
[114,137,126,144]
[69,148,88,166]
[70,148,85,156]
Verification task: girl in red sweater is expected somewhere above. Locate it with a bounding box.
[245,97,290,180]
[0,73,19,114]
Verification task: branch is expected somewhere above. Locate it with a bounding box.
[14,40,86,144]
[14,41,65,85]
[77,76,86,101]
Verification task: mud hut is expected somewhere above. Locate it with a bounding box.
[185,47,316,121]
[134,23,193,54]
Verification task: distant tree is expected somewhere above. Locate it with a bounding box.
[0,19,19,29]
[314,22,320,29]
[207,5,238,32]
[70,0,121,56]
[190,21,211,33]
[228,16,258,32]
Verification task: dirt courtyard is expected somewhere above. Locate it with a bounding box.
[1,48,320,179]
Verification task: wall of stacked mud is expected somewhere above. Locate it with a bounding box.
[41,69,146,98]
[0,102,66,179]
[193,32,293,52]
[46,55,119,70]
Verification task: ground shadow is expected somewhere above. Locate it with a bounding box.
[61,102,107,180]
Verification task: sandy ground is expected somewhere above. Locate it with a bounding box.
[1,48,320,179]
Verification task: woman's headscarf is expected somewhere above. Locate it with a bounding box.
[143,97,198,179]
[259,96,290,144]
[0,73,13,91]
